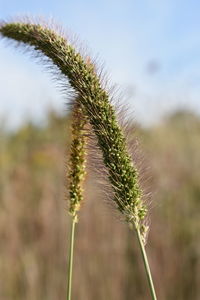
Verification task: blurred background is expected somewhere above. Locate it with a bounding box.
[0,1,200,299]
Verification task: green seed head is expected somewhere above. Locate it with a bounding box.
[0,20,148,240]
[68,101,87,222]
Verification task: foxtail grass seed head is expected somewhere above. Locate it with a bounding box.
[0,20,148,240]
[68,101,87,222]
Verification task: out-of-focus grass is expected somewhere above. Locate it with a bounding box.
[0,109,199,299]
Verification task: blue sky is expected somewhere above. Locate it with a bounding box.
[1,0,200,128]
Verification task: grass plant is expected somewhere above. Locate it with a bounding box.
[0,19,157,299]
[67,102,87,300]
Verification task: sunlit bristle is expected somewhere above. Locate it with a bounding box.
[0,19,149,241]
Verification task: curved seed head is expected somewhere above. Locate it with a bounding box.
[0,20,149,240]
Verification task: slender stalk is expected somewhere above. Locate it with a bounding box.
[135,227,157,300]
[67,218,76,300]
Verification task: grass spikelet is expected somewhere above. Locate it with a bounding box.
[0,19,157,299]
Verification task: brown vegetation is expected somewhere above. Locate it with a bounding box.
[0,109,200,299]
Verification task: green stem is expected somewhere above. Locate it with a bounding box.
[135,227,157,300]
[67,218,76,300]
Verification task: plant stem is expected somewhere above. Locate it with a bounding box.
[135,227,157,300]
[67,218,76,300]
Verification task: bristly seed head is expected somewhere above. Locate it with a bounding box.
[0,20,149,240]
[68,101,87,222]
